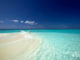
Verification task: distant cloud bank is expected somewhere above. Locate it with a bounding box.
[11,20,38,25]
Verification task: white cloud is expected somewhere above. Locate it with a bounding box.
[25,20,37,25]
[20,21,24,23]
[11,20,19,23]
[10,20,38,25]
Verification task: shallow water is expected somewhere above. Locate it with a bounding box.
[30,29,80,60]
[0,29,80,60]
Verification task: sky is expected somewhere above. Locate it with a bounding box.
[0,0,80,29]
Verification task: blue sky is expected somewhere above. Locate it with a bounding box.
[0,0,80,29]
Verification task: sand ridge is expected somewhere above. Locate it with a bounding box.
[0,31,41,60]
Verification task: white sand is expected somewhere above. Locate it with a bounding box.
[0,31,41,60]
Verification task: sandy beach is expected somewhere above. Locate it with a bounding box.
[0,31,41,60]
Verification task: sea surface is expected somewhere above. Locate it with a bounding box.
[0,29,80,60]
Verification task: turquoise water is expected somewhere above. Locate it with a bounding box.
[0,29,80,60]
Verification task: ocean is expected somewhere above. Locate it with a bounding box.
[0,29,80,60]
